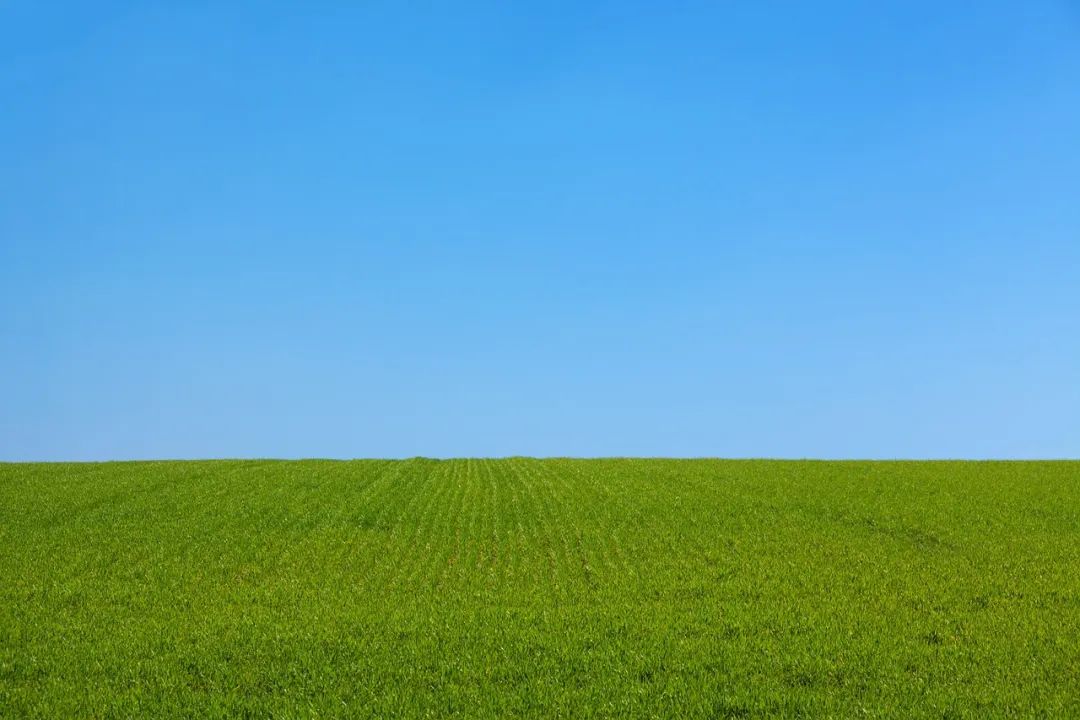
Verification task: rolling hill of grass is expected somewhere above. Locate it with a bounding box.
[1,459,1078,717]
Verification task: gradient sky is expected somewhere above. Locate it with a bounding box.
[2,1,1079,460]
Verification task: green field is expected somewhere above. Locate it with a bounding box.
[1,459,1078,718]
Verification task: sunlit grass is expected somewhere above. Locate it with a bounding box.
[1,459,1077,717]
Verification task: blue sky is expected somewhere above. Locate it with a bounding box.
[2,1,1079,460]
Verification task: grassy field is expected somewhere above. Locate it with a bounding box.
[1,459,1078,718]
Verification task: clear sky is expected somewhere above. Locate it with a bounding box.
[2,1,1079,460]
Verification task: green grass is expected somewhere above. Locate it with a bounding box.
[1,459,1078,718]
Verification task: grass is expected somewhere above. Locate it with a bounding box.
[1,459,1078,718]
